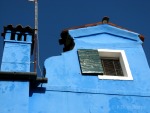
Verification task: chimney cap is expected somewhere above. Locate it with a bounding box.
[2,24,34,34]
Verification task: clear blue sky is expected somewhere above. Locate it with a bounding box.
[0,0,150,74]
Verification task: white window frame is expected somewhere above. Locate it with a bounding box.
[98,49,133,80]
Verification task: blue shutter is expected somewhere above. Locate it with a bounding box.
[77,49,104,75]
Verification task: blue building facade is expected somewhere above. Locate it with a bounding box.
[0,18,150,113]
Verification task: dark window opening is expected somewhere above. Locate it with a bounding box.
[11,33,15,40]
[17,34,22,41]
[101,57,124,76]
[24,35,27,41]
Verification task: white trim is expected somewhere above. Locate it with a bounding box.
[98,49,133,80]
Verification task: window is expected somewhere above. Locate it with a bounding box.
[101,57,123,76]
[77,49,133,80]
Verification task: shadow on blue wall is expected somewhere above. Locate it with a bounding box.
[29,83,46,97]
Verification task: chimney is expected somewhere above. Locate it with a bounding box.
[1,25,34,72]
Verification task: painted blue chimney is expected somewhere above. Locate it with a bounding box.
[1,25,34,72]
[0,25,35,113]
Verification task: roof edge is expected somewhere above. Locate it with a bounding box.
[61,19,144,42]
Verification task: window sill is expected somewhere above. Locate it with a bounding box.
[98,75,133,80]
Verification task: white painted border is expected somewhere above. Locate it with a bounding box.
[98,49,133,80]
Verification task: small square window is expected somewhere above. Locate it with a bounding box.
[98,49,133,80]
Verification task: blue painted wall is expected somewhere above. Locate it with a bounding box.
[0,29,32,113]
[43,24,150,113]
[1,24,150,113]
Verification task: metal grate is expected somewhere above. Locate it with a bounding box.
[101,57,124,76]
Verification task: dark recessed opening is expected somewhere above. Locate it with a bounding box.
[17,34,22,41]
[11,33,15,40]
[24,35,27,41]
[101,57,124,76]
